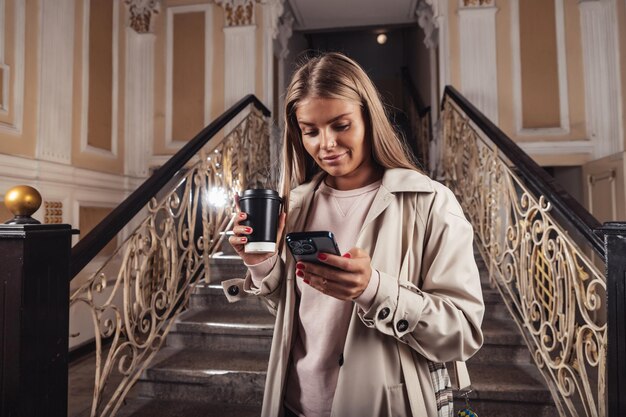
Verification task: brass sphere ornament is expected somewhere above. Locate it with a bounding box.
[4,185,42,224]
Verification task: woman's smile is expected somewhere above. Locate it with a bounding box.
[321,152,348,163]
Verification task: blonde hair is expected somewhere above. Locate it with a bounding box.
[280,52,420,213]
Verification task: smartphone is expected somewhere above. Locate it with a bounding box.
[285,231,341,263]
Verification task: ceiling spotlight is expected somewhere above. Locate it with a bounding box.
[376,33,388,45]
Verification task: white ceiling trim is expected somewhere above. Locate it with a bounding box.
[287,0,419,31]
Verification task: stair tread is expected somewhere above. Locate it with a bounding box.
[176,308,275,329]
[148,348,269,376]
[463,363,553,403]
[117,398,259,417]
[481,319,525,345]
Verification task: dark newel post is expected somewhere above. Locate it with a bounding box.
[0,224,72,417]
[601,222,626,417]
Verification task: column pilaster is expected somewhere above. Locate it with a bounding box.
[457,0,499,123]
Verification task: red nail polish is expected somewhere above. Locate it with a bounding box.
[239,213,245,218]
[296,263,305,270]
[317,253,327,261]
[296,270,304,277]
[240,237,247,242]
[304,279,310,284]
[343,253,352,258]
[244,227,252,233]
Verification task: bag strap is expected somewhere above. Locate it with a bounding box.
[451,361,471,390]
[398,343,428,414]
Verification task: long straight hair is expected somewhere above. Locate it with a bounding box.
[280,52,421,213]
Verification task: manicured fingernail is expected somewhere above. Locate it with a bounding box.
[317,253,327,261]
[244,227,252,233]
[239,213,245,218]
[296,270,304,277]
[303,279,310,284]
[240,237,247,242]
[343,253,352,258]
[296,262,305,270]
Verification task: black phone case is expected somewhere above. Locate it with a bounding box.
[285,231,341,263]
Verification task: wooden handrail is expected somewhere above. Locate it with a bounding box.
[444,85,604,256]
[70,95,271,278]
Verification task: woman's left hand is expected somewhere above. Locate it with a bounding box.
[296,247,372,301]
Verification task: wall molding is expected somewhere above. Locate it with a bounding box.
[125,0,161,33]
[80,0,119,158]
[124,28,155,177]
[262,0,284,109]
[458,5,499,124]
[511,0,570,137]
[37,0,75,164]
[0,0,7,113]
[0,0,25,134]
[579,0,624,158]
[516,139,595,156]
[224,24,256,130]
[165,4,213,150]
[0,153,144,193]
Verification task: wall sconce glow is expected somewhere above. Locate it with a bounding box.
[376,33,387,45]
[207,187,227,207]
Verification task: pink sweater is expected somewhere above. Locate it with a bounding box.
[247,180,381,417]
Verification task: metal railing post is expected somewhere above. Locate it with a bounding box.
[0,224,73,417]
[601,222,626,417]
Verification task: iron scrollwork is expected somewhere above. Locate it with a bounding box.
[70,108,270,417]
[440,97,607,417]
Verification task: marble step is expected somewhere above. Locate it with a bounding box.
[167,308,275,353]
[452,399,557,417]
[205,255,248,283]
[136,348,267,406]
[116,399,259,417]
[459,363,555,404]
[189,283,270,313]
[470,319,532,365]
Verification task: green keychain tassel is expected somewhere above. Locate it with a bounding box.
[457,389,478,417]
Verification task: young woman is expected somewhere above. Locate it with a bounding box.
[223,52,484,417]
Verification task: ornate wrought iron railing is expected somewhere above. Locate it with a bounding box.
[401,67,432,171]
[440,86,607,417]
[69,95,271,417]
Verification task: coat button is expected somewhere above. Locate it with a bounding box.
[227,285,240,296]
[396,319,409,332]
[378,307,390,320]
[338,353,344,366]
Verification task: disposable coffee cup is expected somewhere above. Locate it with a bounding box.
[239,189,283,253]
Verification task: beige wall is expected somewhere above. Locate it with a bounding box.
[172,11,206,141]
[519,0,560,129]
[256,5,264,100]
[71,0,126,174]
[619,0,626,151]
[0,0,38,158]
[447,0,589,166]
[79,206,117,257]
[153,0,266,156]
[583,152,626,222]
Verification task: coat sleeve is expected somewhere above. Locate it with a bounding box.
[221,255,285,316]
[358,187,484,363]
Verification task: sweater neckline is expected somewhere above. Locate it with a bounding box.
[318,179,382,197]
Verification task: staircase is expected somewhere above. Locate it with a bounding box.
[455,251,557,416]
[117,255,273,417]
[117,250,557,417]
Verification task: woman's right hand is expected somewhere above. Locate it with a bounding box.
[228,194,286,265]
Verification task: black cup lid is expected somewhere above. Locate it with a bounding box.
[240,188,282,201]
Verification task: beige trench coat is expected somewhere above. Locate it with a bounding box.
[222,168,484,417]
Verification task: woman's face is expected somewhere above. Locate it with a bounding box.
[295,97,380,190]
